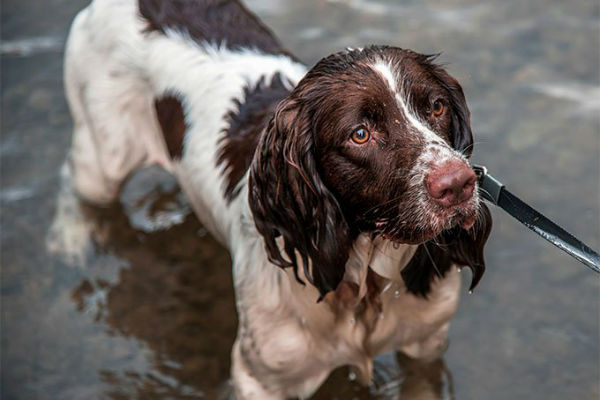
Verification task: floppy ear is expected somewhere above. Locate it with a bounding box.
[248,97,353,300]
[427,62,474,156]
[446,80,473,156]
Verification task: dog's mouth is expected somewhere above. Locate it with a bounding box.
[356,156,482,245]
[371,188,481,245]
[430,196,480,233]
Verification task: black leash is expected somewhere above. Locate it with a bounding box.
[472,164,600,273]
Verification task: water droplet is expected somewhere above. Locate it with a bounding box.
[348,371,357,381]
[468,290,473,294]
[392,242,400,249]
[300,317,306,326]
[394,289,401,298]
[349,317,355,325]
[379,312,384,320]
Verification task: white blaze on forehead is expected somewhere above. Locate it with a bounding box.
[371,60,439,143]
[370,59,463,163]
[394,93,441,145]
[372,61,398,93]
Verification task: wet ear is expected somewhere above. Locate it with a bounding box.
[447,81,473,156]
[402,203,493,296]
[431,66,474,156]
[248,98,352,299]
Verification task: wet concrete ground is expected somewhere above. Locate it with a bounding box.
[1,0,599,399]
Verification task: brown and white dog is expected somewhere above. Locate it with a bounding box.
[64,0,492,398]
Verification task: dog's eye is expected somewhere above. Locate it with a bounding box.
[351,128,370,144]
[431,99,445,116]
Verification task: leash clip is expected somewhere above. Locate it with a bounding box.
[471,164,504,205]
[471,164,487,180]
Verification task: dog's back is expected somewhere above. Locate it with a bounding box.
[64,0,306,244]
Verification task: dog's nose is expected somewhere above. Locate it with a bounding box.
[426,161,476,207]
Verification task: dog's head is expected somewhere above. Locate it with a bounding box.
[249,46,492,298]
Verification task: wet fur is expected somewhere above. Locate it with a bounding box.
[249,48,491,298]
[64,0,492,398]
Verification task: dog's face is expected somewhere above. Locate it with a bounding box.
[250,46,491,298]
[309,47,479,244]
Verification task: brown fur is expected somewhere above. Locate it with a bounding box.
[218,73,292,200]
[139,0,295,58]
[154,94,187,159]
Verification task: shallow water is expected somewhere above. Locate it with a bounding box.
[1,0,599,399]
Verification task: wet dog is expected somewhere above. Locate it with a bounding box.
[64,0,491,398]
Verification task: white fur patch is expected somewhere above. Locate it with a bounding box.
[150,38,307,243]
[372,60,398,93]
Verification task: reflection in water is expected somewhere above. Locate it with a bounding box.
[50,166,453,399]
[52,167,235,399]
[393,354,454,400]
[312,352,455,400]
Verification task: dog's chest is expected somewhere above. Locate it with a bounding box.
[235,238,461,391]
[337,268,460,353]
